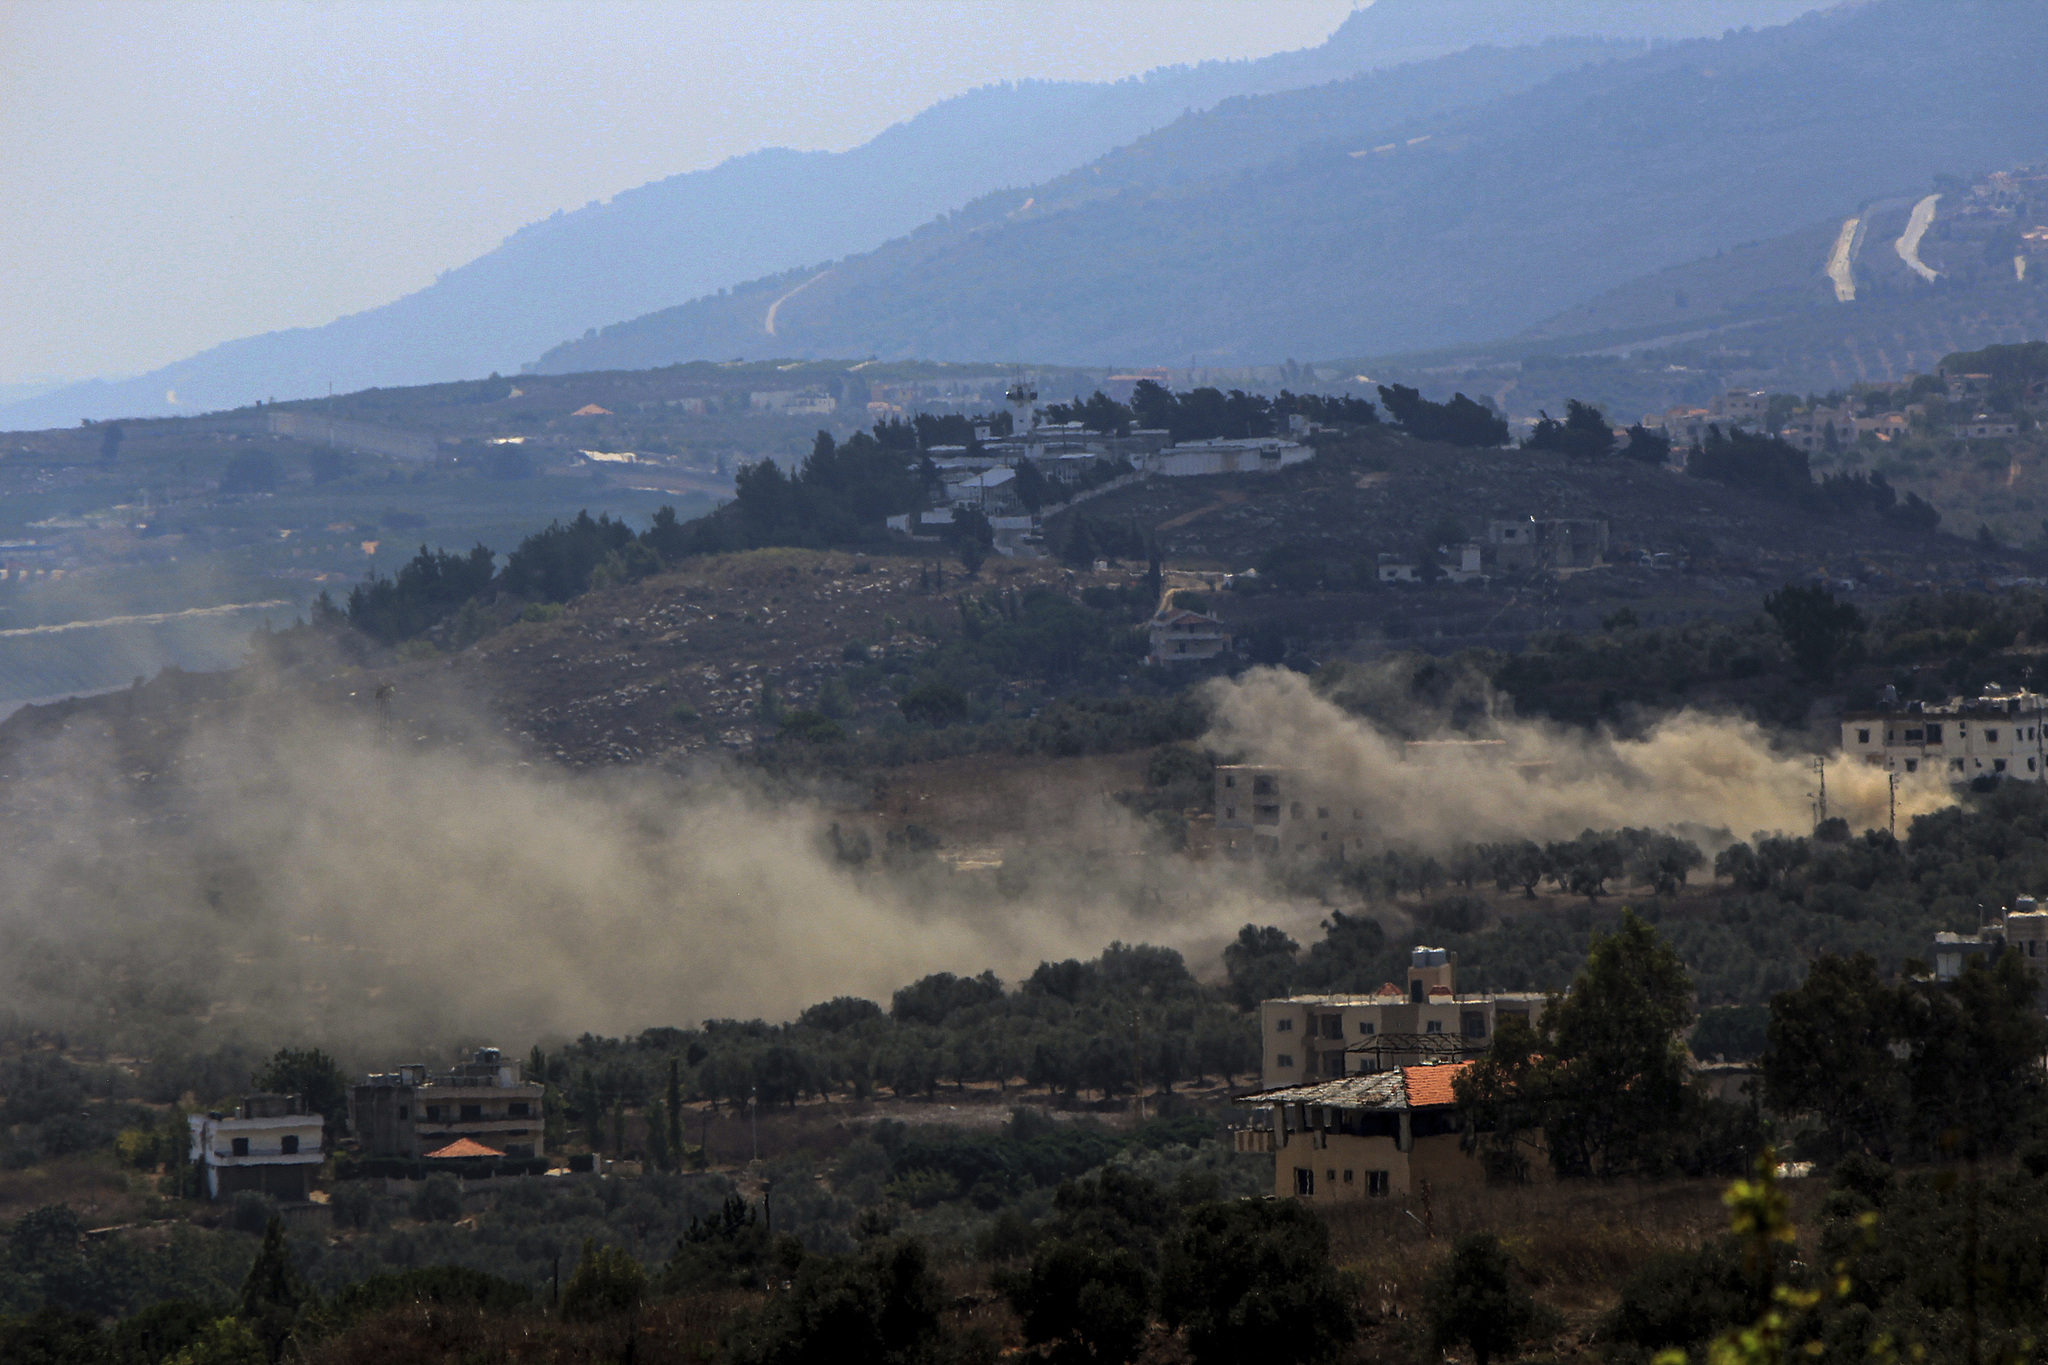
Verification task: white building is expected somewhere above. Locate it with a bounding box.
[1840,685,2048,782]
[1258,949,1548,1088]
[1951,414,2020,440]
[1146,608,1231,665]
[1145,437,1311,478]
[187,1094,325,1201]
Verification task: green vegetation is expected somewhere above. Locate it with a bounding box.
[1377,383,1509,447]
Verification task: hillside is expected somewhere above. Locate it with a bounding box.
[0,1,1784,432]
[536,0,2048,374]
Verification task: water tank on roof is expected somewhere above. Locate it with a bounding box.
[1411,947,1448,968]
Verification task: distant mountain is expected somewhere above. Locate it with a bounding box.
[2,0,1824,431]
[532,0,2048,375]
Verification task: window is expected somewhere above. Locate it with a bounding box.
[1326,1169,1337,1183]
[1294,1168,1315,1195]
[1988,729,2000,742]
[1224,775,1236,788]
[1358,1021,1375,1036]
[460,1104,481,1121]
[1317,806,1329,819]
[1926,723,1943,743]
[1277,1054,1295,1068]
[1996,760,2008,772]
[1905,759,1918,773]
[1343,1169,1354,1183]
[509,1102,531,1118]
[1321,1016,1343,1039]
[1904,729,1923,742]
[1425,1019,1443,1034]
[1857,728,1870,744]
[397,1105,408,1120]
[281,1135,299,1155]
[1276,1018,1293,1032]
[1368,1171,1391,1196]
[1224,806,1236,819]
[2032,758,2039,773]
[1462,1011,1487,1038]
[425,1106,442,1122]
[1953,759,1965,771]
[1253,776,1275,796]
[231,1137,249,1157]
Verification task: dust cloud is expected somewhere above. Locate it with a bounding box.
[0,700,1286,1059]
[1201,667,1953,849]
[0,664,1950,1059]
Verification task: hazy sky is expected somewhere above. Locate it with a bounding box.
[0,0,1359,385]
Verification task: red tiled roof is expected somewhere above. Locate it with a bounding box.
[1374,982,1404,997]
[1401,1061,1475,1109]
[424,1137,503,1159]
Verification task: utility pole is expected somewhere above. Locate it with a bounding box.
[748,1086,759,1165]
[1814,755,1828,826]
[1889,769,1901,838]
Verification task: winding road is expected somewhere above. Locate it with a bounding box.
[1895,195,1941,283]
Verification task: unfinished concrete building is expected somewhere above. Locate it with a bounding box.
[352,1047,546,1160]
[1487,518,1609,572]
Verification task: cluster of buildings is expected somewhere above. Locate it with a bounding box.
[1648,367,2036,456]
[889,384,1311,534]
[1374,517,1611,585]
[185,1047,545,1203]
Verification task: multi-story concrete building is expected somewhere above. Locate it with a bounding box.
[1146,608,1231,666]
[1231,1061,1509,1201]
[187,1093,325,1201]
[351,1048,546,1161]
[1256,948,1548,1088]
[1213,765,1372,856]
[1235,949,1557,1201]
[1840,685,2048,782]
[1487,518,1608,572]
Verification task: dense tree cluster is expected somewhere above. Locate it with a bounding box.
[1376,383,1510,447]
[542,942,1257,1122]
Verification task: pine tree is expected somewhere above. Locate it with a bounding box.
[240,1215,308,1362]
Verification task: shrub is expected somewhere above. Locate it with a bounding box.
[560,1238,646,1322]
[1005,1238,1153,1365]
[329,1182,375,1230]
[725,1237,945,1365]
[899,682,969,726]
[410,1173,463,1223]
[227,1191,277,1236]
[1424,1233,1538,1365]
[1159,1201,1353,1365]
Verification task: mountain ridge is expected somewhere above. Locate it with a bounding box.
[530,0,2048,374]
[2,0,1826,431]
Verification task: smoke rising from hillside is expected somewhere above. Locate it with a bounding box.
[0,664,1958,1059]
[1201,667,1951,847]
[0,702,1287,1059]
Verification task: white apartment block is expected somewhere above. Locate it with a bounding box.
[1841,686,2048,782]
